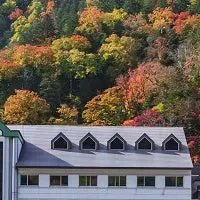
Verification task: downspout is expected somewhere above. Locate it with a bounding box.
[11,139,18,200]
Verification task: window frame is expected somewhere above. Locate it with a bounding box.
[81,136,97,150]
[162,134,181,151]
[137,176,155,187]
[108,176,127,187]
[51,133,71,150]
[53,136,69,150]
[109,137,125,150]
[79,176,97,187]
[165,176,183,188]
[137,137,153,151]
[164,138,179,151]
[50,175,68,186]
[20,175,39,186]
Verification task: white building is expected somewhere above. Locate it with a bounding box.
[0,121,193,200]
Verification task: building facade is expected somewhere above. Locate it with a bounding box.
[0,122,193,200]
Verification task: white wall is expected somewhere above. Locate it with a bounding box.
[17,169,192,200]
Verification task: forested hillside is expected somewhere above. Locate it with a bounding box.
[0,0,200,145]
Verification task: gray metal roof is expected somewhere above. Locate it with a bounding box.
[8,126,193,169]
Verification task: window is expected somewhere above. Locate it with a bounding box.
[54,137,68,149]
[165,176,183,187]
[51,133,71,150]
[135,134,154,151]
[107,134,126,150]
[110,138,124,150]
[138,138,152,150]
[20,175,39,186]
[108,176,126,186]
[50,176,68,186]
[162,134,181,151]
[82,137,96,149]
[79,176,97,186]
[137,176,155,187]
[165,138,179,150]
[80,133,99,150]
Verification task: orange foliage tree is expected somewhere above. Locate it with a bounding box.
[116,62,175,105]
[55,104,78,125]
[76,6,104,34]
[12,45,55,68]
[82,87,129,126]
[4,90,50,124]
[174,11,200,34]
[0,49,23,79]
[149,7,176,30]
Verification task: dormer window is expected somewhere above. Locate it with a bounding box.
[79,133,99,150]
[162,134,181,151]
[135,134,154,151]
[51,133,71,150]
[107,133,126,150]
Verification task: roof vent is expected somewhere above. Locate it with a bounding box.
[51,132,71,150]
[79,133,99,150]
[135,133,154,151]
[107,133,127,150]
[162,134,181,151]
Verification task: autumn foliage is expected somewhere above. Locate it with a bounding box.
[9,8,23,20]
[123,109,164,127]
[55,104,78,125]
[0,50,22,79]
[12,45,54,67]
[4,90,50,124]
[76,6,103,33]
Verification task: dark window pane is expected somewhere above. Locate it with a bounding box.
[54,137,68,149]
[82,137,96,149]
[165,139,178,150]
[28,176,38,186]
[145,177,155,186]
[87,176,90,186]
[110,138,124,149]
[79,176,86,186]
[21,175,27,185]
[108,176,115,186]
[116,176,119,186]
[50,176,60,186]
[137,177,144,186]
[91,176,97,186]
[120,176,126,186]
[177,177,183,187]
[165,177,176,187]
[61,176,68,186]
[138,138,152,150]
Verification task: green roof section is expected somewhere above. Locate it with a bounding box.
[0,121,24,144]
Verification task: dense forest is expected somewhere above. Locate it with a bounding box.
[0,0,200,160]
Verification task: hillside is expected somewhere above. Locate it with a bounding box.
[0,0,200,142]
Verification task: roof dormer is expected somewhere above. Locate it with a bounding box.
[135,133,154,151]
[51,132,71,150]
[162,134,181,151]
[79,133,99,150]
[107,133,127,150]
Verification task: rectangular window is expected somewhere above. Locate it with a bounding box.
[165,176,183,187]
[137,176,155,187]
[108,176,126,186]
[79,176,97,186]
[50,176,68,186]
[20,175,39,186]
